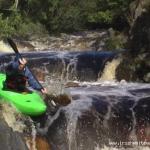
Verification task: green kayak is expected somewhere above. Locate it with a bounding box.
[0,73,47,116]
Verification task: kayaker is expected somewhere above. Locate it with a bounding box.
[4,56,47,94]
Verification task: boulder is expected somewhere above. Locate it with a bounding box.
[0,114,28,150]
[116,1,150,82]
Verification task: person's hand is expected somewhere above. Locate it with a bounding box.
[19,58,27,70]
[41,88,47,94]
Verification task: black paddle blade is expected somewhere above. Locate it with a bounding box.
[7,38,19,54]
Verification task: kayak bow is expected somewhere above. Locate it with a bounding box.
[0,73,47,116]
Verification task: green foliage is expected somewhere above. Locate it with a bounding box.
[0,0,13,9]
[28,0,132,32]
[0,0,133,37]
[0,14,14,38]
[0,12,46,38]
[105,29,127,50]
[105,35,125,50]
[87,0,132,25]
[88,10,113,24]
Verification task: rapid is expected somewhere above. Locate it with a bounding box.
[0,51,149,150]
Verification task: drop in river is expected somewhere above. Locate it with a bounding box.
[0,51,149,150]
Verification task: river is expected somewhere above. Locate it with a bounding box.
[0,51,149,150]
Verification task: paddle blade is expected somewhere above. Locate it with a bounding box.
[7,38,19,54]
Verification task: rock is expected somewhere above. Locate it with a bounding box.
[65,81,80,88]
[13,39,35,52]
[144,73,150,82]
[28,30,109,51]
[45,94,71,106]
[105,30,127,51]
[45,84,150,149]
[116,2,150,82]
[0,39,35,53]
[0,31,110,52]
[129,0,150,26]
[25,136,50,150]
[0,41,12,53]
[0,114,28,150]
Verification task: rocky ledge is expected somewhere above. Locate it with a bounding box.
[116,0,150,83]
[0,30,111,52]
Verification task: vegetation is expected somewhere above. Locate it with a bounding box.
[0,0,132,38]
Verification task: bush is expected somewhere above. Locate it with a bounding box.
[0,0,133,36]
[0,12,47,39]
[87,10,113,24]
[105,29,127,50]
[0,14,15,38]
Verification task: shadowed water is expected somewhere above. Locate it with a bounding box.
[0,51,116,81]
[41,82,150,150]
[0,51,149,150]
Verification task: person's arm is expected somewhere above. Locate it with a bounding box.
[9,56,47,94]
[25,67,47,94]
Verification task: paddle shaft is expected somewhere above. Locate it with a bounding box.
[7,38,44,90]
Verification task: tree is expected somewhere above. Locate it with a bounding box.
[14,0,19,10]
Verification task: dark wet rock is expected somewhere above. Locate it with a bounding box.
[116,1,150,83]
[45,94,71,106]
[134,96,150,141]
[0,115,28,150]
[47,112,68,150]
[129,88,150,97]
[65,82,80,88]
[42,84,150,150]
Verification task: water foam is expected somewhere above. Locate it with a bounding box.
[99,58,121,81]
[0,41,12,52]
[64,95,93,150]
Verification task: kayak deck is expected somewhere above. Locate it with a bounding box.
[0,73,47,116]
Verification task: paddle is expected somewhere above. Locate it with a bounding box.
[7,38,44,90]
[7,38,71,107]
